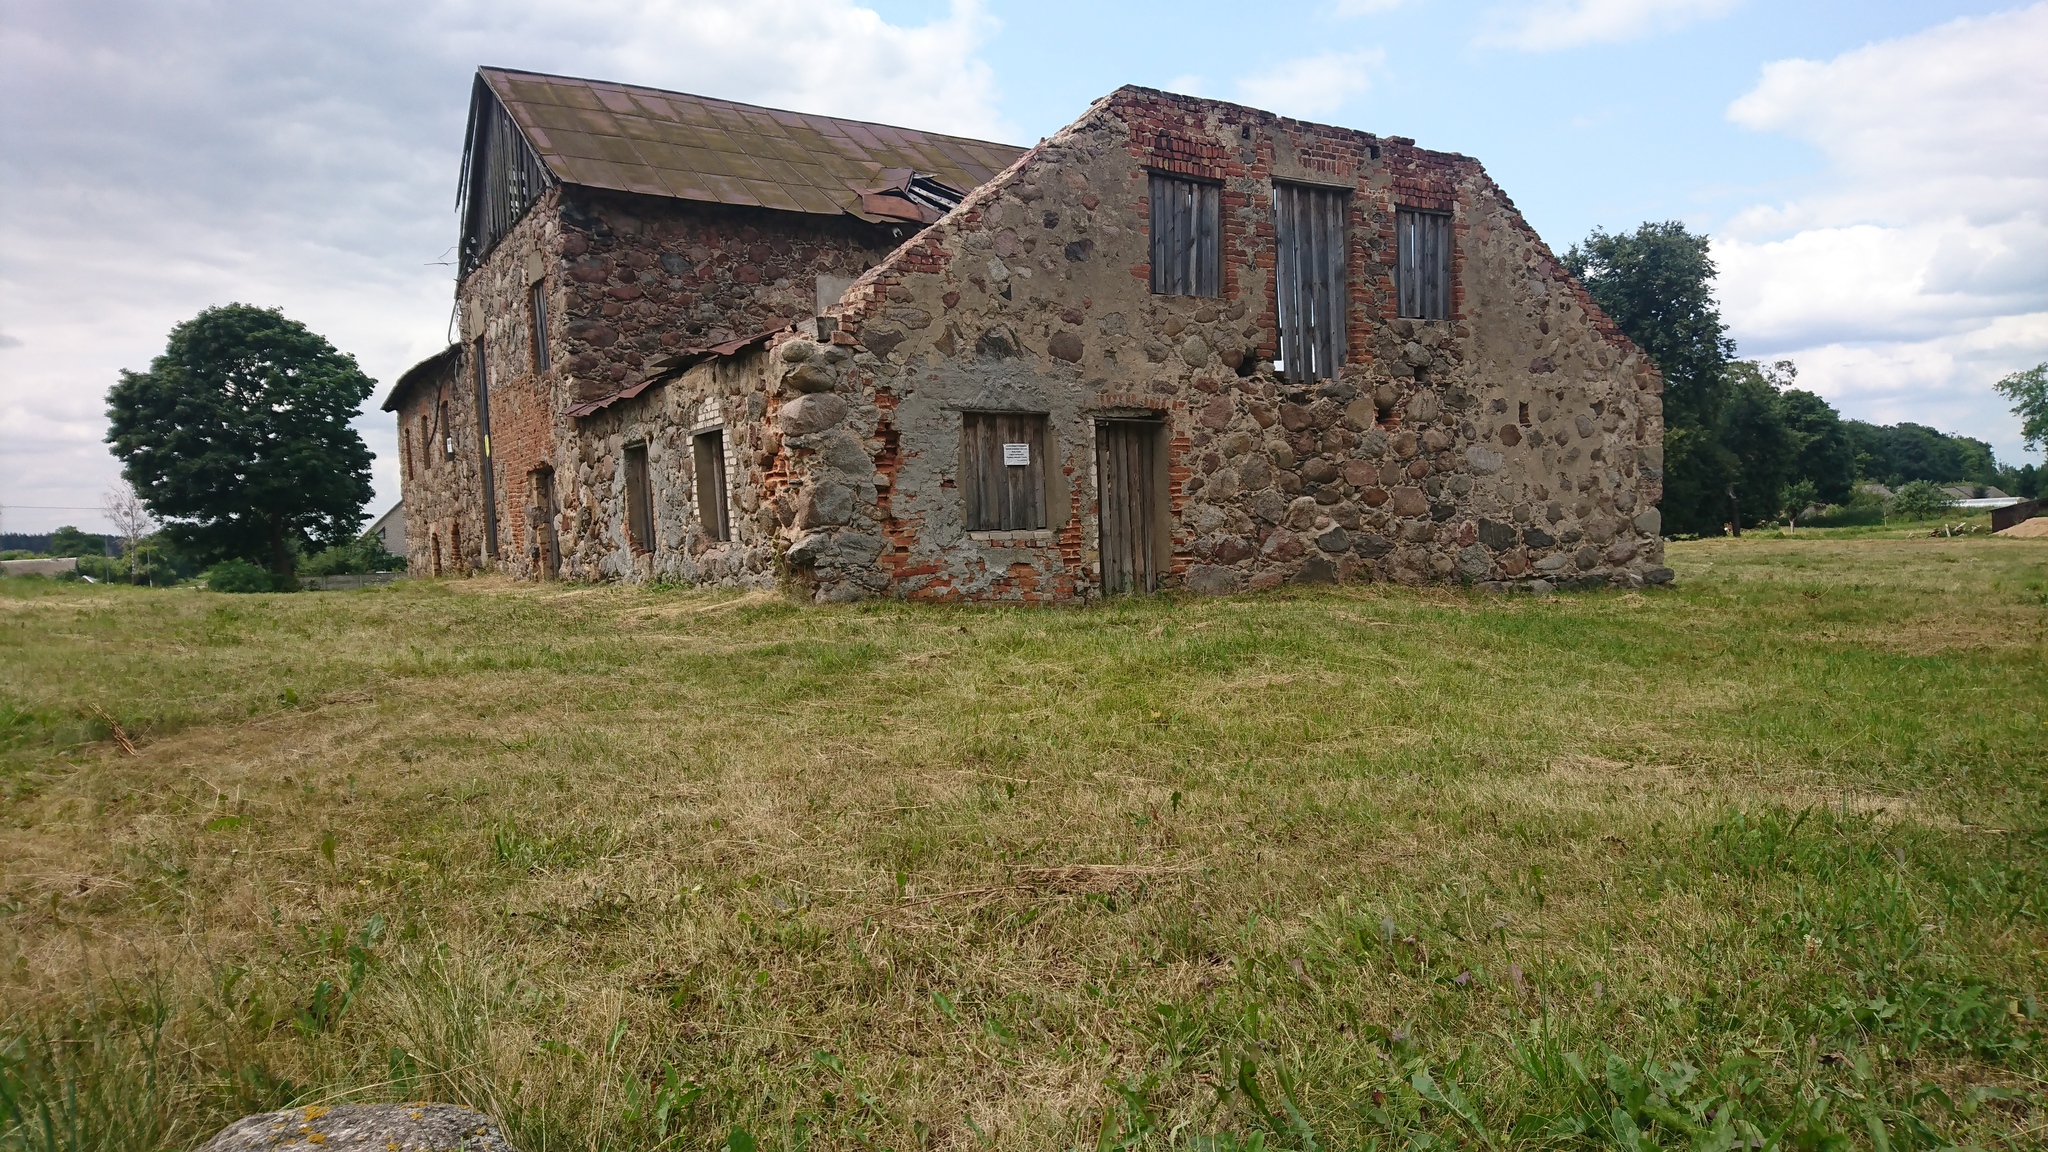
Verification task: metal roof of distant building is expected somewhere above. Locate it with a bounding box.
[478,68,1027,221]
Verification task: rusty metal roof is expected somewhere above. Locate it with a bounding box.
[565,326,786,420]
[479,68,1024,222]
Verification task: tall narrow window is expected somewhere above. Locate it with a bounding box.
[623,443,655,552]
[693,429,731,542]
[961,412,1049,532]
[1273,183,1348,382]
[1396,208,1452,320]
[437,405,452,459]
[529,282,551,372]
[402,425,415,479]
[1149,174,1220,297]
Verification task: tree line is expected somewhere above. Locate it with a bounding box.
[1567,222,2044,535]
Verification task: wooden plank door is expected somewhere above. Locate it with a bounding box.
[1097,419,1163,595]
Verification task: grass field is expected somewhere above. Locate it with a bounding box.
[2,527,2045,1151]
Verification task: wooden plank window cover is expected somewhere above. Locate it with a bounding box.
[1396,208,1452,320]
[1149,174,1220,297]
[962,412,1048,532]
[1273,183,1348,382]
[693,429,731,542]
[624,443,655,552]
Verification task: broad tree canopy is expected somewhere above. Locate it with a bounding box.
[106,304,375,574]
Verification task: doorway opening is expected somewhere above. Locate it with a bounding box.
[1095,418,1168,595]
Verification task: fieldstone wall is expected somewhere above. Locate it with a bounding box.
[563,352,782,585]
[391,348,489,576]
[418,185,910,579]
[753,86,1667,602]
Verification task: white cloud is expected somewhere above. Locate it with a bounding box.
[0,0,1008,533]
[1234,50,1383,120]
[1478,0,1737,51]
[1716,3,2048,461]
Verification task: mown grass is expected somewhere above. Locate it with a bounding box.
[2,530,2045,1151]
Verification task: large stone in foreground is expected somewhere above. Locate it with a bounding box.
[200,1103,517,1151]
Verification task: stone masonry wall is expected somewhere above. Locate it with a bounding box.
[393,350,489,576]
[434,185,910,580]
[753,86,1667,602]
[562,353,783,585]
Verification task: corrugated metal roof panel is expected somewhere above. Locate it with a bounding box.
[478,68,1025,220]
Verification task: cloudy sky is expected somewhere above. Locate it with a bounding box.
[2,0,2042,533]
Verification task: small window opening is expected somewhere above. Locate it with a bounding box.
[402,425,414,479]
[529,282,551,372]
[1148,174,1220,297]
[693,429,731,542]
[439,402,453,459]
[623,443,655,553]
[1396,208,1452,320]
[962,412,1049,532]
[1518,402,1530,426]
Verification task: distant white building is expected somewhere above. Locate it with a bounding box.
[368,502,405,557]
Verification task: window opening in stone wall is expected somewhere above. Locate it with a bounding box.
[1149,174,1220,297]
[439,402,453,459]
[431,532,442,577]
[1519,401,1530,426]
[624,443,656,553]
[1396,208,1452,321]
[961,412,1049,532]
[693,429,731,543]
[529,282,551,373]
[473,339,500,560]
[451,523,463,572]
[403,426,415,480]
[1273,182,1347,382]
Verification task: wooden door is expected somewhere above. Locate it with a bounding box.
[1097,419,1164,595]
[532,467,561,578]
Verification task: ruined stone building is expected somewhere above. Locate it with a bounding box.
[385,70,1670,600]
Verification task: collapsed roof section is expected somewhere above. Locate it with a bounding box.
[456,68,1026,276]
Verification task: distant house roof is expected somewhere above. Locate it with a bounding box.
[477,68,1027,224]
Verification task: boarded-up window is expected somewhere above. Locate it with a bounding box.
[624,443,655,552]
[1396,208,1452,320]
[1149,174,1220,297]
[962,412,1048,532]
[529,282,551,372]
[693,429,730,542]
[1273,183,1347,382]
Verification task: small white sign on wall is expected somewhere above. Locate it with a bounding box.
[1002,443,1031,466]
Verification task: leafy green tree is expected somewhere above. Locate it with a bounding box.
[45,526,107,558]
[1772,387,1855,504]
[106,304,376,575]
[1994,362,2048,452]
[1782,479,1819,524]
[1565,222,1737,534]
[1889,479,1952,521]
[1720,361,1797,525]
